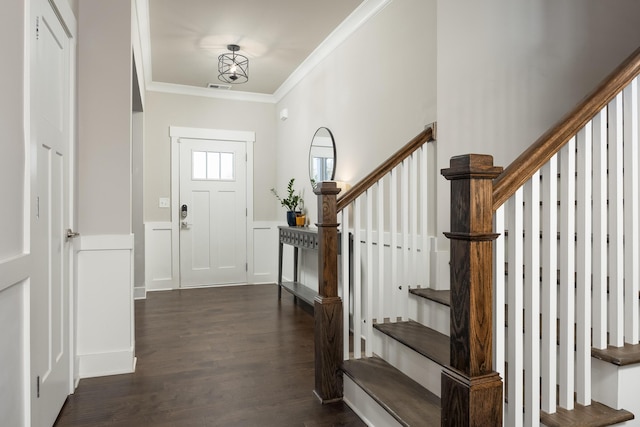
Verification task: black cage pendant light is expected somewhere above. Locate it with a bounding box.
[218,44,249,84]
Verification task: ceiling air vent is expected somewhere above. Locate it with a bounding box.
[207,83,232,90]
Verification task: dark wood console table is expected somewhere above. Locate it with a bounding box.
[277,226,341,306]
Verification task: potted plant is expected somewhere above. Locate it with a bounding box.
[271,178,303,226]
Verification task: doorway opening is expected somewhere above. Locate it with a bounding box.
[170,127,255,288]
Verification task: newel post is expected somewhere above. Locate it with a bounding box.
[441,155,504,426]
[314,181,343,403]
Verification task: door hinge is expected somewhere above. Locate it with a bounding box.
[246,208,248,217]
[36,375,40,398]
[36,16,40,40]
[246,263,248,272]
[36,196,40,219]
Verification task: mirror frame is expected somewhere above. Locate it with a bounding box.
[308,127,336,186]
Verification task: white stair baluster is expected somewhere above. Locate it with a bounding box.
[420,145,430,289]
[524,172,541,427]
[493,204,506,427]
[366,189,373,357]
[401,160,409,320]
[576,123,592,405]
[592,109,608,350]
[609,94,625,347]
[377,180,385,322]
[559,138,576,410]
[507,188,524,427]
[341,208,351,361]
[410,153,418,289]
[541,155,558,414]
[390,169,399,322]
[623,78,640,344]
[354,197,362,359]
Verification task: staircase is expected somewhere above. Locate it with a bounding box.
[312,45,640,426]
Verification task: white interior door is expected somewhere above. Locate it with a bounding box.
[179,139,247,287]
[31,0,72,425]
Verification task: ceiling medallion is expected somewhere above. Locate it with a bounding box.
[218,44,249,84]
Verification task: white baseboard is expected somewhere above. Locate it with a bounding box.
[134,286,146,299]
[74,356,81,389]
[251,274,276,285]
[146,279,175,291]
[78,348,135,378]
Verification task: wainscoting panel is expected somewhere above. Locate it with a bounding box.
[0,256,29,427]
[250,221,278,284]
[144,222,176,291]
[144,221,279,290]
[76,235,135,378]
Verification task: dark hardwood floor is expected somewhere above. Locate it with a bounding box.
[55,284,365,427]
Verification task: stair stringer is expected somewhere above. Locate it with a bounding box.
[592,359,640,426]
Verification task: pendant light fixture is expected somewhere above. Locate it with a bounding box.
[218,44,249,84]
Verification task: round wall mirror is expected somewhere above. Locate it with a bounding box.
[309,127,336,186]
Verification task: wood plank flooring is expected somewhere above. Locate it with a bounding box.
[54,284,365,427]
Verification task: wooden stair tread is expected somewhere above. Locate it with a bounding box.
[279,281,317,306]
[541,400,634,427]
[592,342,640,366]
[373,320,449,367]
[409,288,450,307]
[342,356,441,426]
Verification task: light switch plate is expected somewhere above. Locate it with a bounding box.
[159,197,170,208]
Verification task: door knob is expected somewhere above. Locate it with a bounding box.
[66,229,80,240]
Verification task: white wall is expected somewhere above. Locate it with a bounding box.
[144,91,277,222]
[76,0,136,377]
[0,0,26,259]
[436,0,640,249]
[275,0,437,225]
[132,112,145,297]
[0,0,29,425]
[78,0,132,235]
[67,0,78,17]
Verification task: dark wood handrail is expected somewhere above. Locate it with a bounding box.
[493,45,640,210]
[336,126,435,212]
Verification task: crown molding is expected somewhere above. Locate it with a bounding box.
[52,0,77,38]
[272,0,391,102]
[135,0,153,86]
[147,82,276,104]
[136,0,392,103]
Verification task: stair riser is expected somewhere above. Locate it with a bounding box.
[372,328,443,397]
[407,293,450,336]
[343,376,404,427]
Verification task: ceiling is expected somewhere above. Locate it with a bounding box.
[145,0,368,98]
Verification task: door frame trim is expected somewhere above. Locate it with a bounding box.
[169,126,255,289]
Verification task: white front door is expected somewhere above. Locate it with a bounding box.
[31,0,73,425]
[179,139,247,287]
